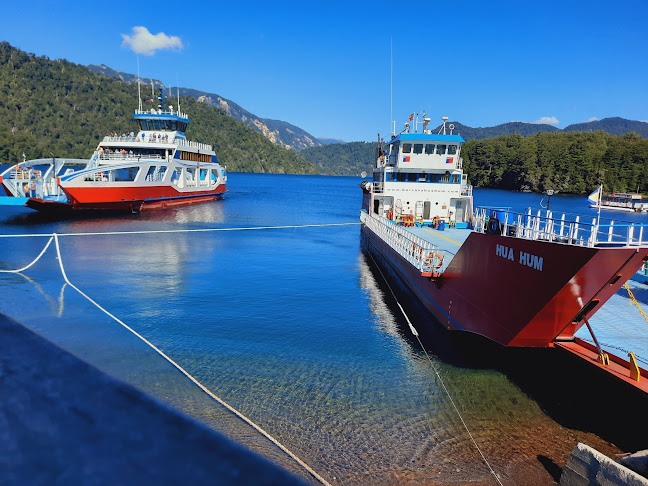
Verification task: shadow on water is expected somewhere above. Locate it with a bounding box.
[537,455,562,483]
[361,250,648,453]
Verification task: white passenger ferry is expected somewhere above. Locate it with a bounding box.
[0,90,226,213]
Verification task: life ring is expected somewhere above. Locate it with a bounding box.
[425,253,444,269]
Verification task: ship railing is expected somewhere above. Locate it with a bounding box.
[474,206,648,248]
[372,182,384,194]
[461,184,473,197]
[98,153,164,162]
[360,211,447,274]
[175,139,213,152]
[135,108,188,119]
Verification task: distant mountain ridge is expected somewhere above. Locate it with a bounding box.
[434,118,648,140]
[88,64,322,151]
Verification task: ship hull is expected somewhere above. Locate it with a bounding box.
[361,223,648,348]
[25,184,226,213]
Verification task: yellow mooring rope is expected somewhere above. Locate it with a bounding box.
[624,282,648,324]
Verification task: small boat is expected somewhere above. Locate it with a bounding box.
[0,90,227,213]
[588,186,647,213]
[360,113,648,393]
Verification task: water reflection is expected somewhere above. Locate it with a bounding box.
[357,250,638,484]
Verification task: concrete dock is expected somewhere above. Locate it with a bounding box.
[0,312,307,485]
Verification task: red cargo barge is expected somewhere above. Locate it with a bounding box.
[361,115,648,392]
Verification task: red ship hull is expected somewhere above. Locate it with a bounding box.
[362,225,648,348]
[25,184,226,213]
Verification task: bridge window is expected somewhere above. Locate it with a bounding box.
[441,173,450,183]
[397,172,407,182]
[452,174,460,183]
[413,144,423,154]
[402,143,412,153]
[448,145,457,155]
[425,144,435,154]
[407,173,417,182]
[436,145,447,155]
[428,174,440,183]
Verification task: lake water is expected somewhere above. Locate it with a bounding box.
[0,174,646,485]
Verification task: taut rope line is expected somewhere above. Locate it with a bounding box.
[365,248,504,486]
[1,234,332,486]
[0,221,360,239]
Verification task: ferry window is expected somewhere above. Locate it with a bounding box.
[200,169,208,181]
[448,145,457,155]
[413,144,423,154]
[452,174,460,183]
[385,172,396,182]
[171,167,182,185]
[390,142,400,155]
[425,144,435,154]
[441,173,450,183]
[418,173,427,182]
[397,172,407,182]
[428,174,439,183]
[402,143,412,153]
[407,173,417,182]
[436,145,447,155]
[111,167,139,182]
[145,166,156,181]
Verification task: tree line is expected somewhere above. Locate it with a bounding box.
[461,131,648,194]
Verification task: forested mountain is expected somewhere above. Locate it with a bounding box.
[88,64,322,151]
[0,42,318,174]
[300,142,376,175]
[432,119,648,141]
[564,117,648,137]
[436,121,560,140]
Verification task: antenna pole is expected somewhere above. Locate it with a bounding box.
[177,74,181,114]
[137,56,141,111]
[390,37,394,136]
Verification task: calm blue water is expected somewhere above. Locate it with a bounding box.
[0,176,644,485]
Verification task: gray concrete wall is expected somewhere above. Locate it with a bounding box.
[561,443,648,486]
[0,313,308,485]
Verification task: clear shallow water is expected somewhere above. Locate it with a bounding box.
[1,176,645,485]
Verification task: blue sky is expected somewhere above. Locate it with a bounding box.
[2,0,647,142]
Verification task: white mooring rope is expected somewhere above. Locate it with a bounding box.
[1,232,332,486]
[0,221,360,239]
[366,248,504,486]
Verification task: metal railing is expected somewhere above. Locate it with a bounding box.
[361,211,448,273]
[100,135,212,152]
[474,206,648,248]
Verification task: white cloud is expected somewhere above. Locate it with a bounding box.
[587,117,599,122]
[121,26,183,56]
[531,116,560,125]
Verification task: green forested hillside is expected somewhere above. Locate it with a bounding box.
[462,131,648,194]
[0,42,318,174]
[300,141,376,175]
